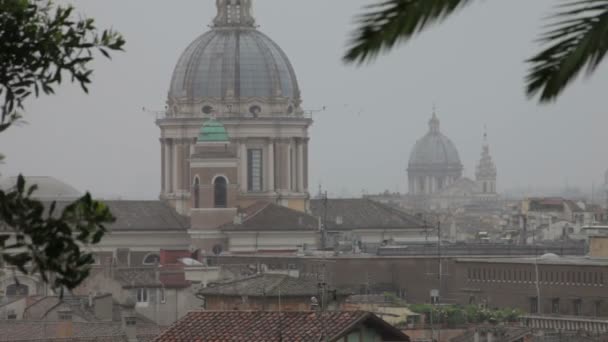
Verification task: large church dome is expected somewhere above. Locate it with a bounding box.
[168,0,301,116]
[408,113,462,168]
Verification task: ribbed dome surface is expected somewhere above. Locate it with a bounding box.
[409,133,462,166]
[0,176,81,200]
[409,114,462,167]
[169,29,300,102]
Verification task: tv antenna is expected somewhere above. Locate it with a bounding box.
[142,106,167,120]
[302,106,326,117]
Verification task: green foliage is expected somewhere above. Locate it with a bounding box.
[344,0,472,65]
[0,0,125,132]
[408,304,523,327]
[0,175,115,291]
[0,0,123,291]
[527,1,608,102]
[344,0,608,103]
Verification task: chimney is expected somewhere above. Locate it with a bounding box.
[93,293,114,321]
[121,298,138,342]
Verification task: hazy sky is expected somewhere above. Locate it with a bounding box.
[1,0,607,199]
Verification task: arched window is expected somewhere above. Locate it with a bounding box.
[193,177,200,209]
[142,253,160,266]
[6,284,29,297]
[214,176,228,208]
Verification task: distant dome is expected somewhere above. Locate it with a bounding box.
[168,0,300,110]
[0,176,81,200]
[408,113,462,168]
[540,253,560,260]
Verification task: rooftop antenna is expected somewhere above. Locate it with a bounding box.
[302,106,326,118]
[142,106,167,120]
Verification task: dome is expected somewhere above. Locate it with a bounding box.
[168,0,301,112]
[408,113,462,168]
[0,176,82,200]
[540,253,560,260]
[198,118,229,142]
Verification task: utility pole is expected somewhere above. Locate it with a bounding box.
[321,191,328,250]
[437,220,441,342]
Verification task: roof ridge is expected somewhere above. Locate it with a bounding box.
[242,201,272,223]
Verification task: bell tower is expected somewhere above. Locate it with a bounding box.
[475,129,497,194]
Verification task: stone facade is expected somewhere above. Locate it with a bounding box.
[158,0,311,215]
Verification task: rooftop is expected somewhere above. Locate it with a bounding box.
[46,200,189,232]
[309,198,425,230]
[456,256,608,266]
[221,202,318,232]
[199,273,344,298]
[152,311,409,342]
[0,320,163,341]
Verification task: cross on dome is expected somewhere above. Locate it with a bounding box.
[429,110,440,134]
[213,0,255,28]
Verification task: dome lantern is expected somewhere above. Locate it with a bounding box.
[213,0,255,28]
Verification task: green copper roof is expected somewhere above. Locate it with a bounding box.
[198,118,229,142]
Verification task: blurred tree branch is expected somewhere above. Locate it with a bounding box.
[0,0,123,292]
[344,0,608,103]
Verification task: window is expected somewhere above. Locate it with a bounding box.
[92,254,101,266]
[214,176,228,208]
[137,288,149,303]
[125,316,137,326]
[247,149,263,192]
[142,253,160,266]
[596,301,602,317]
[552,298,560,314]
[160,288,166,304]
[530,297,538,314]
[193,177,200,209]
[574,299,582,316]
[6,284,28,297]
[58,310,72,321]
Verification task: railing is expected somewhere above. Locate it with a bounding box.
[377,244,586,257]
[156,112,313,121]
[523,315,608,333]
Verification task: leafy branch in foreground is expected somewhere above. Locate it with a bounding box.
[0,0,124,291]
[344,0,608,103]
[0,175,115,291]
[0,0,125,133]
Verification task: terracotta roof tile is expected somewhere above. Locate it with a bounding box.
[153,310,409,342]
